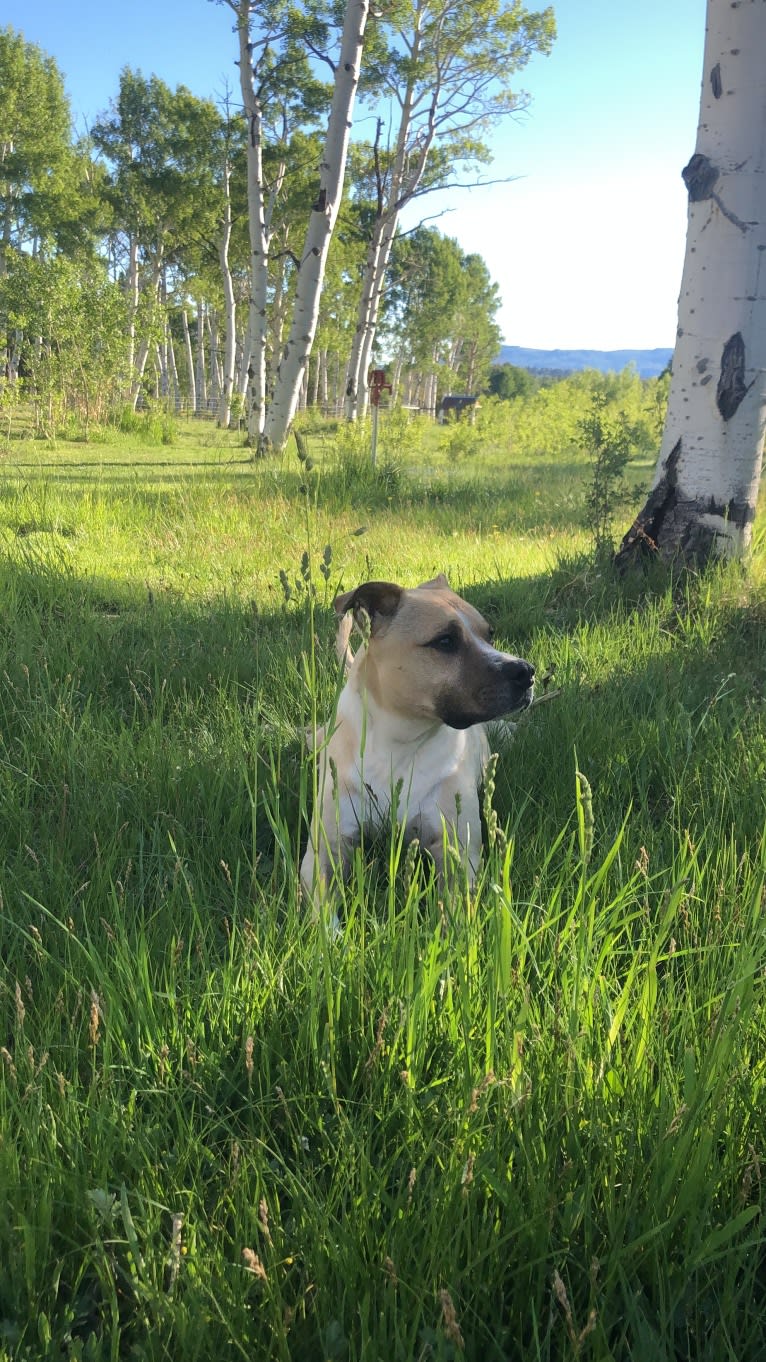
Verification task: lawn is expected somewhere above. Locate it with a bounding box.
[1,416,765,1360]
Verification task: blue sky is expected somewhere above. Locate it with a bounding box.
[10,0,706,350]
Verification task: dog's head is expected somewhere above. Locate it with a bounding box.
[334,574,534,728]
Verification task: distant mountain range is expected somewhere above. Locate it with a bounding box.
[497,345,673,379]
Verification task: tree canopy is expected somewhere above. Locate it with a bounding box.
[0,7,552,438]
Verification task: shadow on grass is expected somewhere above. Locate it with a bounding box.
[1,548,764,926]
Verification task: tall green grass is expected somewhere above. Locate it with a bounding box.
[0,425,765,1360]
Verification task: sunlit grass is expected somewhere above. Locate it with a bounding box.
[0,419,765,1360]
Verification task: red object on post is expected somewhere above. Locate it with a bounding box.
[369,368,392,408]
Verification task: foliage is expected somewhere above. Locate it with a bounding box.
[343,0,555,418]
[506,366,666,463]
[383,227,503,404]
[0,18,547,438]
[578,386,648,558]
[0,252,129,437]
[0,28,82,267]
[488,362,538,400]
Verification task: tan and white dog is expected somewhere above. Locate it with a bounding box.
[301,575,534,900]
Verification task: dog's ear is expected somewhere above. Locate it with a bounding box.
[417,573,450,591]
[333,581,403,634]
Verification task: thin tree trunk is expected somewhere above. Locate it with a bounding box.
[218,159,237,428]
[195,299,207,414]
[182,308,196,415]
[263,0,370,451]
[208,310,221,407]
[130,253,164,409]
[157,342,168,398]
[232,0,285,447]
[344,16,433,420]
[237,322,251,400]
[617,0,766,566]
[126,234,139,392]
[167,330,181,409]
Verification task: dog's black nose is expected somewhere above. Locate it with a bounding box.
[504,657,535,687]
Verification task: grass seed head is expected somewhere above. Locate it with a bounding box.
[439,1290,464,1351]
[242,1248,268,1281]
[258,1197,272,1245]
[89,990,101,1048]
[1,1047,17,1083]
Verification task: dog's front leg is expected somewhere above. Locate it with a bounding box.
[420,788,483,891]
[301,784,360,910]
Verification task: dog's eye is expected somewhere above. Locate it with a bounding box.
[429,632,459,653]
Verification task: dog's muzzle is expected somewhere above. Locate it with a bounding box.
[438,655,535,728]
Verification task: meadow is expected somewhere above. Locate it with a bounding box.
[1,394,765,1361]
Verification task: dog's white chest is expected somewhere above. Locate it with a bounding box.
[330,691,484,839]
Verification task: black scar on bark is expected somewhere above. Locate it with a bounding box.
[615,439,682,568]
[716,332,752,419]
[710,63,722,98]
[615,435,754,570]
[682,153,719,201]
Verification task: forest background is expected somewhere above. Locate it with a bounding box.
[0,8,559,443]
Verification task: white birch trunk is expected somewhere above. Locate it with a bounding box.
[182,308,196,415]
[619,0,766,565]
[126,234,139,392]
[208,310,221,407]
[218,159,237,428]
[195,299,207,414]
[155,343,168,398]
[166,330,180,409]
[236,322,251,400]
[156,341,168,398]
[263,0,370,451]
[233,0,284,447]
[345,215,399,420]
[130,253,164,409]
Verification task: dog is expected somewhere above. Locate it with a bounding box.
[300,574,534,901]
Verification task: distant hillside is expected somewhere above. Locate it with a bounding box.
[497,345,673,379]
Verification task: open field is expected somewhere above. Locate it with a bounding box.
[1,416,765,1360]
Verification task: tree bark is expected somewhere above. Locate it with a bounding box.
[130,253,164,409]
[263,0,370,451]
[182,308,196,415]
[166,329,180,408]
[218,158,237,428]
[617,0,766,567]
[234,0,270,445]
[195,299,207,414]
